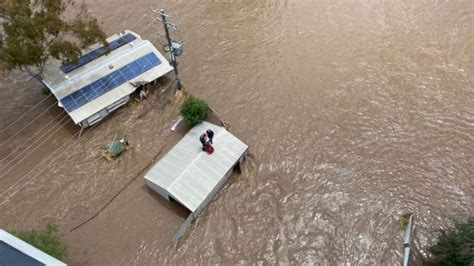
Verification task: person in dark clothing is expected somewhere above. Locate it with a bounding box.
[199,133,208,151]
[206,129,214,144]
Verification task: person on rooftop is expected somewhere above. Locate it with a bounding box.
[199,133,208,151]
[206,129,215,144]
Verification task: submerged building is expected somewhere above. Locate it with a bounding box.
[0,229,66,265]
[145,121,248,239]
[42,30,173,128]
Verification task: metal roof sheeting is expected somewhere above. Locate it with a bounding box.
[144,121,248,212]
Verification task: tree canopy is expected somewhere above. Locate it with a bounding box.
[427,215,474,265]
[180,96,209,125]
[0,0,107,82]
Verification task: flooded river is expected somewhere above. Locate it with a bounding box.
[2,0,473,264]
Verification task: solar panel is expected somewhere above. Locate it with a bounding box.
[60,52,161,112]
[60,33,137,73]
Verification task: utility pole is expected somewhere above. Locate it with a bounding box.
[151,8,183,90]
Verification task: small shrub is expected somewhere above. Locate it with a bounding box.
[180,96,209,125]
[427,215,474,266]
[10,223,67,260]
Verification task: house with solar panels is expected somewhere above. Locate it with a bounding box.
[42,30,174,128]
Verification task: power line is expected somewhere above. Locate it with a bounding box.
[0,115,71,177]
[0,101,58,147]
[0,123,95,205]
[0,94,53,133]
[0,113,69,174]
[0,111,67,164]
[0,130,80,205]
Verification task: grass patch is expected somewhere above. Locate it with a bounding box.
[10,223,67,260]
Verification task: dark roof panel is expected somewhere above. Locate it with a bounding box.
[0,241,45,266]
[60,33,137,73]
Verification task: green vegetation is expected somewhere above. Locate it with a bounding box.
[180,96,209,125]
[427,215,474,266]
[399,213,412,229]
[10,223,67,260]
[0,0,107,84]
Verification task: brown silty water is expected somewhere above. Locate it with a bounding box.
[1,0,473,264]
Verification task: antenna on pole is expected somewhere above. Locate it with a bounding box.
[150,8,183,90]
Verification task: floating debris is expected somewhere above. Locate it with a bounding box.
[102,137,129,161]
[170,116,184,132]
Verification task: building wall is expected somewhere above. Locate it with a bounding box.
[171,214,194,244]
[145,179,170,201]
[81,95,131,127]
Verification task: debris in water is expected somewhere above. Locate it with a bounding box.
[102,137,129,162]
[399,213,412,230]
[170,116,184,132]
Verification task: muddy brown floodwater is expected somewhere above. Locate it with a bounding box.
[1,0,473,265]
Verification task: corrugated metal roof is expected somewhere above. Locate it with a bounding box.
[42,30,174,124]
[144,121,248,212]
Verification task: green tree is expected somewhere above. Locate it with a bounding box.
[427,215,474,265]
[180,96,209,125]
[10,223,67,260]
[0,0,107,85]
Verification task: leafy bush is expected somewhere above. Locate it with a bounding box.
[427,215,474,266]
[180,96,209,125]
[10,223,67,260]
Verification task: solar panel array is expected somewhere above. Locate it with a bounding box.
[60,52,161,112]
[60,33,137,73]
